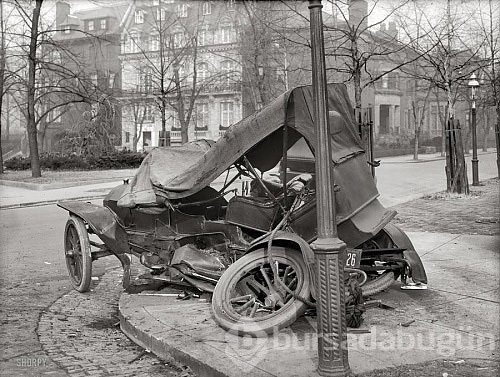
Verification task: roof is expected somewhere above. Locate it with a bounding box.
[58,3,129,37]
[117,83,371,208]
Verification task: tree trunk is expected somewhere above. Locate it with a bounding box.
[495,103,500,178]
[0,0,5,174]
[482,108,489,152]
[27,0,43,177]
[160,100,166,146]
[413,127,420,160]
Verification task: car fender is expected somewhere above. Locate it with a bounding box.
[58,200,129,255]
[248,230,317,299]
[383,223,428,284]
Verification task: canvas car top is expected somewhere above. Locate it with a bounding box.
[117,83,366,208]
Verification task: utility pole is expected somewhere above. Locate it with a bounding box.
[308,1,351,376]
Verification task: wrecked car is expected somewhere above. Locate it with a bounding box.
[59,83,427,336]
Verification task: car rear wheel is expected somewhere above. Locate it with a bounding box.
[64,216,92,292]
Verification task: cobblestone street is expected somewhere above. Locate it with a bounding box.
[392,178,499,236]
[38,268,193,377]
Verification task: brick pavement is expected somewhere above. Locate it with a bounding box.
[392,178,499,236]
[37,268,194,377]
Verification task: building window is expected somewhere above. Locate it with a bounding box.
[157,7,166,21]
[125,131,130,143]
[220,60,233,85]
[87,20,95,31]
[138,70,152,93]
[220,25,233,44]
[388,73,399,89]
[144,104,153,122]
[135,10,144,24]
[121,34,129,53]
[171,111,181,130]
[129,33,139,53]
[198,29,207,46]
[198,62,209,81]
[227,0,235,11]
[142,131,152,147]
[144,72,152,93]
[196,103,209,130]
[100,19,107,29]
[202,1,211,15]
[63,25,71,34]
[220,101,234,128]
[173,32,184,48]
[151,34,159,51]
[91,73,98,86]
[177,4,188,18]
[381,75,388,89]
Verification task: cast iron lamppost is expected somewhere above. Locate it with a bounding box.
[308,1,351,376]
[468,73,480,186]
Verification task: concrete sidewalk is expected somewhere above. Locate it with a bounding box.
[0,180,126,209]
[118,232,499,376]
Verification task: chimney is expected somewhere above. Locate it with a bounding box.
[56,1,70,28]
[348,0,368,31]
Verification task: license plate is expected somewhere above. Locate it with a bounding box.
[345,249,362,269]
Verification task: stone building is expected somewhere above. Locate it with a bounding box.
[119,0,243,149]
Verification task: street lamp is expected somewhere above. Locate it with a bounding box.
[308,1,351,376]
[468,73,480,186]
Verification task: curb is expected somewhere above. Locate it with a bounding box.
[118,295,245,377]
[380,150,496,164]
[0,194,106,210]
[0,178,127,191]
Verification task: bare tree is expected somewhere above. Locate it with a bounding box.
[0,0,6,173]
[121,2,234,145]
[26,0,43,177]
[3,0,108,176]
[470,0,500,176]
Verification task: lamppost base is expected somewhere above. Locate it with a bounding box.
[317,365,354,377]
[311,237,351,377]
[472,158,479,186]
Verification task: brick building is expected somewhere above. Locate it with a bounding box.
[50,0,129,151]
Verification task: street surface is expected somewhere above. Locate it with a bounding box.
[376,151,498,207]
[0,204,191,376]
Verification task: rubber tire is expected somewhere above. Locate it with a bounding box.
[64,216,92,292]
[212,247,310,337]
[360,271,395,297]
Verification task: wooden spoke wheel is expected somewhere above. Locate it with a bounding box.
[64,216,92,292]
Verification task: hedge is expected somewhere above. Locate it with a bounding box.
[4,150,145,171]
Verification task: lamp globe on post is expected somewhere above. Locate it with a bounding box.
[468,73,480,186]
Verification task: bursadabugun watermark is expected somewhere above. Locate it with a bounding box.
[224,321,497,372]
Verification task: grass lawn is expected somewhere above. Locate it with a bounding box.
[0,168,136,185]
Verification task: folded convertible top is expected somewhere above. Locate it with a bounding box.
[118,83,365,207]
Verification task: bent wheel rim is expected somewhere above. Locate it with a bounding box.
[223,254,304,322]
